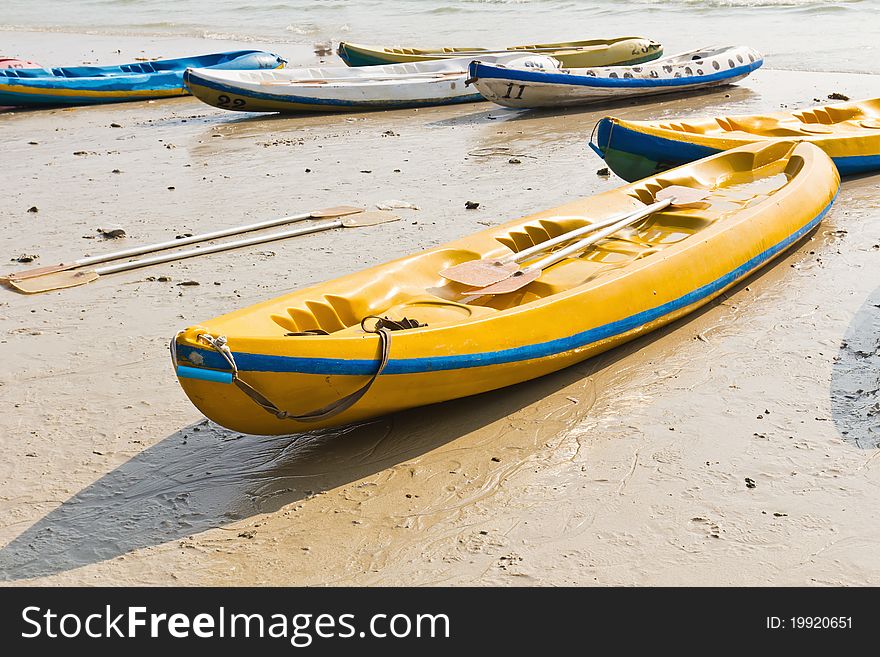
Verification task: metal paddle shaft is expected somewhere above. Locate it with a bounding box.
[97,212,397,275]
[442,185,709,288]
[441,210,651,287]
[3,205,364,282]
[467,186,710,296]
[6,212,399,294]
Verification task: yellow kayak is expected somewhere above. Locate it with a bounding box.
[591,97,880,181]
[337,37,662,68]
[173,140,838,435]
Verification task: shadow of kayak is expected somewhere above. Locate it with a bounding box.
[0,231,824,582]
[0,348,621,582]
[831,285,880,449]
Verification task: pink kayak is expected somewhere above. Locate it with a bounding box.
[0,58,41,110]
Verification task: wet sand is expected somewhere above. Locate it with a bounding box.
[1,32,879,586]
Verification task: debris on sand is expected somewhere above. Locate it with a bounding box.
[376,200,419,211]
[97,225,126,239]
[27,206,38,213]
[744,477,757,489]
[13,254,38,263]
[597,167,610,177]
[177,280,200,286]
[465,200,480,210]
[828,92,850,101]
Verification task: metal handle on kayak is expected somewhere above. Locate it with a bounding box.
[588,119,606,158]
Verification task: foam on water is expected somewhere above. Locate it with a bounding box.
[1,0,877,72]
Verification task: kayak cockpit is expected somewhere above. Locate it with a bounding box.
[658,99,880,139]
[258,143,800,336]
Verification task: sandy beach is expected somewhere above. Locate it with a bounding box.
[1,28,879,586]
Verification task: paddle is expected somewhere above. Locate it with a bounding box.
[2,205,363,284]
[444,211,650,288]
[5,212,399,295]
[443,186,708,289]
[462,186,709,296]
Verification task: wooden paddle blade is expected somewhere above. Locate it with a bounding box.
[440,259,519,287]
[341,211,400,227]
[3,268,99,294]
[655,185,710,208]
[2,262,72,282]
[310,205,364,219]
[468,268,541,295]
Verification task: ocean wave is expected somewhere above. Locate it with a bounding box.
[632,0,863,7]
[285,23,320,36]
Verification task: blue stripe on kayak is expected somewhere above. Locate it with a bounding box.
[185,71,483,109]
[591,119,880,177]
[469,57,762,89]
[177,365,234,384]
[0,88,186,105]
[592,119,720,168]
[832,152,880,175]
[176,194,836,377]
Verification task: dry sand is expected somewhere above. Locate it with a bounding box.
[1,31,879,586]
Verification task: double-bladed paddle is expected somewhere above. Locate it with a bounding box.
[459,185,709,296]
[4,205,363,283]
[3,211,398,294]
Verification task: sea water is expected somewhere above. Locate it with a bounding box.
[2,0,878,73]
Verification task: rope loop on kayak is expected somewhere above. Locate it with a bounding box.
[186,317,424,424]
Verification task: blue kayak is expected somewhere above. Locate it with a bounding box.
[0,50,286,107]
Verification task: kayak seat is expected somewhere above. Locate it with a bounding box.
[494,217,594,254]
[503,243,659,300]
[795,106,861,125]
[119,63,158,74]
[270,248,486,334]
[3,68,51,78]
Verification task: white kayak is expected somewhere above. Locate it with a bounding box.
[469,45,763,109]
[183,53,560,113]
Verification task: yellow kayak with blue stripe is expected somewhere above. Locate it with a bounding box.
[172,140,838,435]
[337,37,662,68]
[591,97,880,181]
[0,50,285,107]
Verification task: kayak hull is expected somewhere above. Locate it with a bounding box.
[337,37,662,69]
[471,45,763,109]
[591,97,880,181]
[173,140,839,435]
[0,50,285,107]
[184,54,555,113]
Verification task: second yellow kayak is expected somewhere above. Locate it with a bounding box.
[591,97,880,181]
